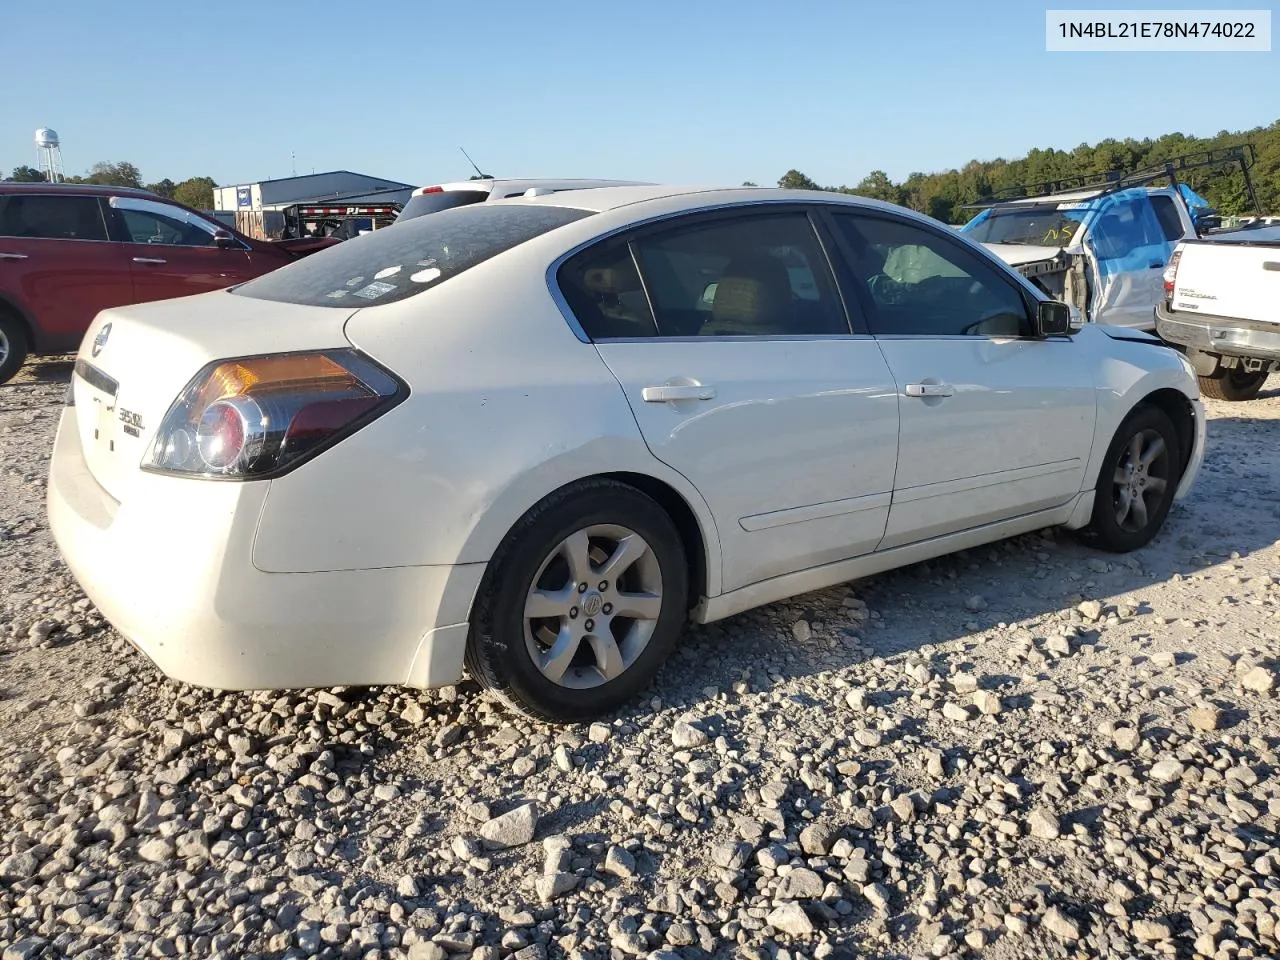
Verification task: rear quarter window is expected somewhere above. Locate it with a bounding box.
[0,194,109,241]
[231,204,592,308]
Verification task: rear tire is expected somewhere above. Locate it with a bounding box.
[1198,369,1267,402]
[1076,405,1182,553]
[0,312,29,386]
[466,479,689,723]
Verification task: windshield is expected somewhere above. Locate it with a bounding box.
[231,203,592,308]
[961,203,1091,246]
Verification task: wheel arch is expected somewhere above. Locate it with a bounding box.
[467,469,721,624]
[1134,387,1197,476]
[601,471,710,613]
[0,294,35,350]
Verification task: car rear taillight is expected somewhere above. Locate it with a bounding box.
[145,349,404,480]
[1163,247,1183,301]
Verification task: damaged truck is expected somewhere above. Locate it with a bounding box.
[957,146,1261,331]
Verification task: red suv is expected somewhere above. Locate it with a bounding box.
[0,183,336,384]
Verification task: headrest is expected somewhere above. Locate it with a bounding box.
[705,255,790,330]
[582,263,639,295]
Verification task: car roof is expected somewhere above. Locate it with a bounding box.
[508,183,908,216]
[990,184,1175,207]
[0,181,157,199]
[413,178,652,196]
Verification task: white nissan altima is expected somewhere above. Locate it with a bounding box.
[48,185,1206,722]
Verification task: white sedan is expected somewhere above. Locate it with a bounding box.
[48,185,1206,722]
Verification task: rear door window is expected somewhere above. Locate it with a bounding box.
[232,203,592,308]
[396,189,490,223]
[0,195,109,241]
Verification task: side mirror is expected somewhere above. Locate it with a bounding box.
[213,229,236,249]
[1035,300,1072,337]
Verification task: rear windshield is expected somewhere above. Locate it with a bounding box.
[231,204,592,308]
[396,189,490,222]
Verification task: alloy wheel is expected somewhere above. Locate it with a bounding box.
[1112,427,1171,533]
[523,523,663,689]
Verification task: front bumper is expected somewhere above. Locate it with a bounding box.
[47,409,484,691]
[1156,302,1280,363]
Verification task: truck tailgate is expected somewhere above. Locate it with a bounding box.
[1173,241,1280,325]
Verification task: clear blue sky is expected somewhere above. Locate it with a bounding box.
[3,0,1276,190]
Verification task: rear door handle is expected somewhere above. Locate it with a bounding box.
[1149,260,1164,269]
[1263,261,1280,272]
[642,383,715,403]
[132,257,167,265]
[904,382,954,398]
[0,252,28,260]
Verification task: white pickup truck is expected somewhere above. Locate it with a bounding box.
[1155,225,1280,401]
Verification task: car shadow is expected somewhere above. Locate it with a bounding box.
[2,356,74,387]
[651,404,1280,705]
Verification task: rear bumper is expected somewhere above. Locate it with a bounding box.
[1155,303,1280,363]
[47,409,483,691]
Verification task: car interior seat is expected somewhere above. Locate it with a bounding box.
[698,253,792,336]
[580,260,656,338]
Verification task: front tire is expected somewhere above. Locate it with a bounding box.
[0,312,29,386]
[1077,405,1182,553]
[466,479,689,723]
[1198,369,1267,402]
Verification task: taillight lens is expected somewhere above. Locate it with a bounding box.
[145,349,403,479]
[1163,247,1183,300]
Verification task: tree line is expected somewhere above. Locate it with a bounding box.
[3,161,217,211]
[765,118,1280,223]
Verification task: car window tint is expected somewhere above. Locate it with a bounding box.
[631,213,848,337]
[833,214,1032,338]
[118,208,217,247]
[558,243,658,339]
[0,195,108,241]
[1149,195,1185,242]
[232,204,592,308]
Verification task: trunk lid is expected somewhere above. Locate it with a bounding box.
[70,289,356,503]
[1173,240,1280,326]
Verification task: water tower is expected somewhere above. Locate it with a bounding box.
[35,128,64,183]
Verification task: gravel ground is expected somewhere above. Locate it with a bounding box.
[2,359,1279,960]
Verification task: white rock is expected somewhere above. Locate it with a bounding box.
[767,901,814,937]
[479,803,538,849]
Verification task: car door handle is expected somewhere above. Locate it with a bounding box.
[904,383,954,398]
[642,383,715,403]
[132,257,167,265]
[1263,261,1280,272]
[0,252,28,260]
[1149,260,1165,269]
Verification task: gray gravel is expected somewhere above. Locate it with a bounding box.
[2,359,1280,960]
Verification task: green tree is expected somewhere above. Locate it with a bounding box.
[86,161,143,188]
[777,169,820,190]
[7,165,46,182]
[172,176,217,211]
[146,178,177,199]
[850,170,902,204]
[742,180,758,186]
[774,116,1280,222]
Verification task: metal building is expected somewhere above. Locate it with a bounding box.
[212,170,415,239]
